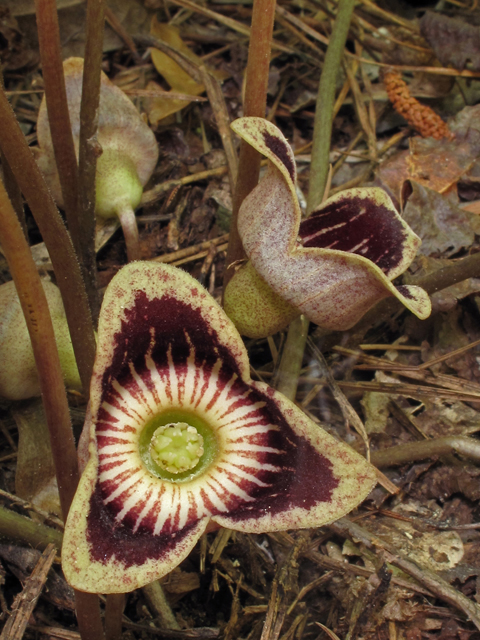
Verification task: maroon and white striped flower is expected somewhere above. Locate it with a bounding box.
[224,117,431,339]
[62,262,376,594]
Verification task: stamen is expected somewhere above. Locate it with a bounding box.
[149,422,204,474]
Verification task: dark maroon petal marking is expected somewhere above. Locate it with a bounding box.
[87,485,198,567]
[101,293,243,406]
[396,285,415,300]
[262,131,295,182]
[299,194,408,276]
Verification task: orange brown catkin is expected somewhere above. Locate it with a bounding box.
[384,71,453,140]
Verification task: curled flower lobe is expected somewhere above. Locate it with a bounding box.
[225,118,431,337]
[63,263,376,593]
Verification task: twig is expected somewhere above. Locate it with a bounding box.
[330,517,480,630]
[152,234,229,264]
[0,544,56,640]
[142,166,228,206]
[371,436,480,468]
[0,504,63,550]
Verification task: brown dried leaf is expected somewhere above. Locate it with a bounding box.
[420,11,480,72]
[402,182,475,257]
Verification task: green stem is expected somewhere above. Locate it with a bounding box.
[34,0,80,253]
[117,206,141,262]
[0,86,96,398]
[274,316,309,401]
[371,436,480,468]
[0,504,63,550]
[307,0,355,213]
[223,0,276,288]
[78,0,106,323]
[276,0,355,400]
[143,581,180,629]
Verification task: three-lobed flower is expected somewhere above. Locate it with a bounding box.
[224,117,431,339]
[63,262,376,594]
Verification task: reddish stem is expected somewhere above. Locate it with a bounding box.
[0,179,105,640]
[223,0,276,289]
[34,0,80,252]
[0,86,96,398]
[78,0,106,323]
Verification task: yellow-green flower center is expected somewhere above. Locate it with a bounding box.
[148,422,204,474]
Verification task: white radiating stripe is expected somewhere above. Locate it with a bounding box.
[133,484,163,533]
[202,481,228,512]
[153,487,176,535]
[222,453,280,473]
[225,444,281,454]
[208,471,254,502]
[129,361,157,417]
[102,469,144,504]
[195,359,223,411]
[99,443,136,455]
[226,424,277,440]
[114,485,147,523]
[216,401,267,427]
[217,462,269,487]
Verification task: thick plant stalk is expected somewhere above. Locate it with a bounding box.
[276,0,356,401]
[78,0,106,322]
[117,206,141,262]
[307,0,356,213]
[0,85,96,397]
[0,179,104,640]
[105,593,125,640]
[223,0,276,288]
[34,0,80,252]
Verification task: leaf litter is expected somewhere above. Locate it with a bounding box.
[2,0,480,639]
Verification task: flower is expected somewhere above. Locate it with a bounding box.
[35,57,158,261]
[62,262,376,594]
[224,118,431,339]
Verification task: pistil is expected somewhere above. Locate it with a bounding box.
[149,423,204,474]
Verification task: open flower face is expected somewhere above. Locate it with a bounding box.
[224,118,431,338]
[62,263,376,594]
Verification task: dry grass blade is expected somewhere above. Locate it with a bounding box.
[199,67,238,192]
[0,543,56,640]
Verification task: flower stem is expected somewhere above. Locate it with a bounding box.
[275,1,355,400]
[105,593,125,640]
[143,581,180,629]
[274,316,309,401]
[307,0,356,213]
[0,179,105,640]
[0,86,96,397]
[77,0,106,323]
[117,205,141,262]
[224,0,276,288]
[34,0,80,254]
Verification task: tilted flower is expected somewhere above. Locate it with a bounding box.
[62,262,376,594]
[224,117,431,339]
